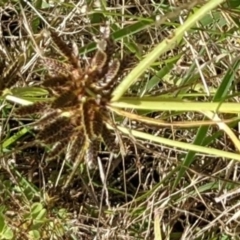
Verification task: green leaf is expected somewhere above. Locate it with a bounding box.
[35,209,46,221]
[113,19,154,40]
[31,18,41,33]
[33,0,42,9]
[31,203,43,219]
[0,214,6,233]
[141,56,180,94]
[173,58,240,188]
[1,128,31,151]
[57,208,68,218]
[11,87,49,97]
[2,227,14,240]
[28,230,40,240]
[30,203,47,229]
[226,0,240,8]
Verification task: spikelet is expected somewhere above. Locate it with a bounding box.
[92,111,103,138]
[43,58,72,77]
[82,101,95,140]
[43,125,73,145]
[37,117,73,144]
[85,139,99,168]
[63,139,88,188]
[74,140,89,166]
[34,110,61,127]
[86,39,109,83]
[50,31,79,68]
[92,58,120,94]
[66,132,85,162]
[90,47,108,74]
[104,59,120,86]
[47,139,69,160]
[0,56,22,89]
[116,53,136,79]
[37,116,68,137]
[51,90,78,109]
[89,39,117,83]
[15,102,46,116]
[42,75,69,88]
[1,58,20,81]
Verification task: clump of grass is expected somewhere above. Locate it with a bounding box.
[1,0,240,239]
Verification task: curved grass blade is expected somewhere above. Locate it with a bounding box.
[115,126,240,162]
[111,0,225,101]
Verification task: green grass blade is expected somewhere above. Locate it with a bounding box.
[116,126,240,162]
[110,99,240,113]
[1,128,30,151]
[111,0,225,101]
[173,58,240,188]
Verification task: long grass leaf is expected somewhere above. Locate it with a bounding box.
[111,0,225,101]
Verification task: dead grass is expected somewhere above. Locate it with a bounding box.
[1,0,240,239]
